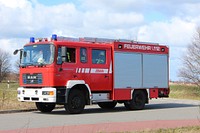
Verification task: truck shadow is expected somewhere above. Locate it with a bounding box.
[35,102,199,115]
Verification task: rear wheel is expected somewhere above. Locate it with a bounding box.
[98,101,117,109]
[65,89,85,114]
[35,102,55,113]
[124,90,146,110]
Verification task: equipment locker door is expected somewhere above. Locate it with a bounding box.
[89,48,112,91]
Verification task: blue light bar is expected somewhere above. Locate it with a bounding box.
[52,34,57,41]
[30,37,35,43]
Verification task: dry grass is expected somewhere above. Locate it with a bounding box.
[99,126,200,133]
[169,84,200,100]
[0,82,35,111]
[134,126,200,133]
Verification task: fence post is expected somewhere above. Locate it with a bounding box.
[7,80,10,89]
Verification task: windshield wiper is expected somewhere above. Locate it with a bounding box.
[20,63,36,67]
[36,62,47,67]
[26,63,35,66]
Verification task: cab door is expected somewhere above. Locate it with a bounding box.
[89,47,112,91]
[55,46,77,86]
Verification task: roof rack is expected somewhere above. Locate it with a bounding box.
[135,41,159,45]
[56,36,159,45]
[57,36,80,42]
[81,37,115,43]
[81,37,135,43]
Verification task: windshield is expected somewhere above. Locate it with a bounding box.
[21,44,55,66]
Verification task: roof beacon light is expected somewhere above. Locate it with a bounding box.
[30,37,35,43]
[52,34,57,41]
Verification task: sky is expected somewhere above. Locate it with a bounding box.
[0,0,200,81]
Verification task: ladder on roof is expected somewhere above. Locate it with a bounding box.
[56,36,159,45]
[82,37,135,43]
[56,36,134,43]
[82,37,116,43]
[57,36,79,42]
[82,37,159,45]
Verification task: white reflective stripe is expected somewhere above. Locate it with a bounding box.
[76,68,109,74]
[109,61,112,74]
[78,68,81,73]
[82,68,85,73]
[85,68,90,73]
[90,68,108,74]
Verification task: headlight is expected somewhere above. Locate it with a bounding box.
[17,90,21,95]
[22,90,25,94]
[42,91,54,95]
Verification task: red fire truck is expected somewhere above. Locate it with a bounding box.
[14,34,169,114]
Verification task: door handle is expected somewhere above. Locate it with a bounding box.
[105,75,109,78]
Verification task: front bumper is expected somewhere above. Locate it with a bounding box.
[17,87,56,103]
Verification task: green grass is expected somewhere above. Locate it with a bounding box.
[0,82,35,111]
[169,84,200,100]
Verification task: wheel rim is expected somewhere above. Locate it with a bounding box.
[134,93,143,106]
[71,96,81,109]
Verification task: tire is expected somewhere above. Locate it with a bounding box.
[124,101,131,110]
[35,102,55,113]
[98,101,117,109]
[124,90,146,110]
[65,89,85,114]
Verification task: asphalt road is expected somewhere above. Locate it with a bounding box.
[0,98,200,132]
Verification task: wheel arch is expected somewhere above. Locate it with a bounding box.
[66,80,91,105]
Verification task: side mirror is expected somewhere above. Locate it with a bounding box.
[61,46,67,62]
[23,51,27,57]
[13,49,23,64]
[13,49,19,55]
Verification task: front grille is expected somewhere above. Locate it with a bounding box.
[23,73,43,84]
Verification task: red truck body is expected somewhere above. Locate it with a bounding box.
[16,35,169,114]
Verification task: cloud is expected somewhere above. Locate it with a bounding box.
[0,0,82,38]
[81,0,143,12]
[136,17,198,81]
[0,38,26,53]
[0,38,27,67]
[138,17,196,46]
[0,0,29,8]
[1,0,200,80]
[1,0,199,40]
[83,11,143,30]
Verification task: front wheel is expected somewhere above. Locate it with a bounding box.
[65,89,85,114]
[124,90,146,110]
[35,102,55,113]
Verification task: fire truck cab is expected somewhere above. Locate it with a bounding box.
[14,34,169,114]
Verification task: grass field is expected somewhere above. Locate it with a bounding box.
[0,82,35,111]
[0,82,200,110]
[135,126,200,133]
[169,84,200,100]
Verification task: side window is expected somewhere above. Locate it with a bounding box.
[57,47,76,64]
[66,48,76,63]
[80,48,87,63]
[92,49,106,64]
